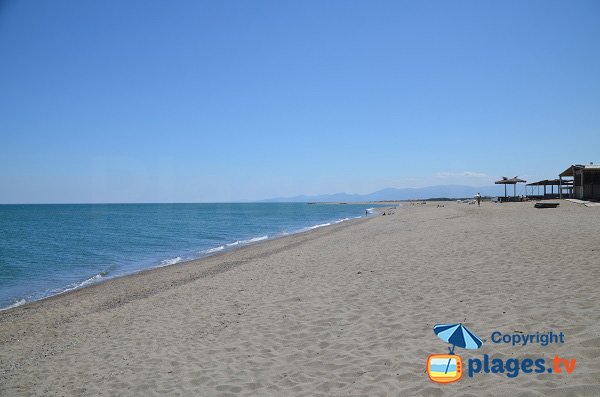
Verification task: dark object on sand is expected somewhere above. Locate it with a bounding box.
[534,202,559,209]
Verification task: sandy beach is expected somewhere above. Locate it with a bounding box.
[1,200,599,396]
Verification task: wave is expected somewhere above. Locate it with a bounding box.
[201,245,225,254]
[305,222,331,230]
[225,235,269,247]
[62,272,107,293]
[1,272,110,311]
[245,235,268,243]
[160,257,183,266]
[334,217,351,223]
[200,235,270,256]
[0,298,26,311]
[296,215,362,233]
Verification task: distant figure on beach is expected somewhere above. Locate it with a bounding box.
[365,210,368,216]
[475,193,482,207]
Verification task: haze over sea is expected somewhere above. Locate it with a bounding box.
[0,203,378,310]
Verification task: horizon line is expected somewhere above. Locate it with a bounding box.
[0,183,507,205]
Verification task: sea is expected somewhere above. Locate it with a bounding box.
[0,203,380,310]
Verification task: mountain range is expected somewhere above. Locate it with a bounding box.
[263,185,504,202]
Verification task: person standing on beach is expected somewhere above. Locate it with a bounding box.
[475,192,482,207]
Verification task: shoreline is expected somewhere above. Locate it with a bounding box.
[1,200,598,396]
[0,208,384,313]
[0,213,377,318]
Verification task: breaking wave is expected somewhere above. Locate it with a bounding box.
[0,299,26,311]
[160,257,183,266]
[201,245,225,254]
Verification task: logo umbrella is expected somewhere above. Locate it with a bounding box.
[433,323,483,374]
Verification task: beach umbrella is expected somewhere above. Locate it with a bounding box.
[433,323,482,354]
[495,176,527,198]
[433,323,483,374]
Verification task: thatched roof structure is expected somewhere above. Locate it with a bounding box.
[494,176,526,199]
[495,176,526,185]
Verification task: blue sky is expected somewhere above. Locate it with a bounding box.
[1,0,599,203]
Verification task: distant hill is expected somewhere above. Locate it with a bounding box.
[263,185,502,202]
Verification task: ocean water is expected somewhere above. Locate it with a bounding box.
[0,203,379,310]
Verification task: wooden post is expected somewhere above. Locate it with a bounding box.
[559,176,562,199]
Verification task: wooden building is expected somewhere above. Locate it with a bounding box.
[559,163,600,200]
[526,179,572,199]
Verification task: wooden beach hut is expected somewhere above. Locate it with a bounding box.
[495,177,526,202]
[559,163,600,200]
[526,179,572,199]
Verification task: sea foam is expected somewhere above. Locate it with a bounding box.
[226,235,269,247]
[160,257,183,266]
[335,217,351,223]
[201,245,225,254]
[305,222,331,230]
[62,273,106,293]
[0,299,26,311]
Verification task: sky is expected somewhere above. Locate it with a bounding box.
[1,0,599,203]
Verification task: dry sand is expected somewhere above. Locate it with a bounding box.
[1,200,599,396]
